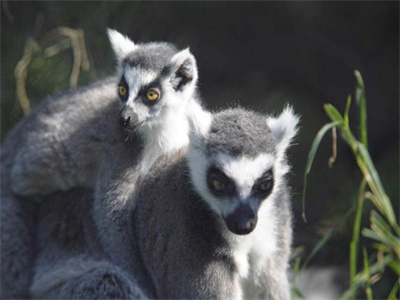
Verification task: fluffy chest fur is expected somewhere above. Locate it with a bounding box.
[226,198,278,280]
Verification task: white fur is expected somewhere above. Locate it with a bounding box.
[188,145,216,212]
[225,192,278,283]
[217,153,275,200]
[168,48,198,101]
[169,48,198,84]
[266,106,300,159]
[121,63,202,173]
[107,29,137,61]
[188,151,287,283]
[125,68,157,94]
[189,149,289,217]
[138,104,190,173]
[187,102,213,143]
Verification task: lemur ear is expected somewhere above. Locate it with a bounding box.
[266,106,300,154]
[107,28,136,61]
[168,48,198,92]
[187,102,212,145]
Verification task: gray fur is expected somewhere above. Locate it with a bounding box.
[205,108,277,157]
[1,78,125,298]
[130,108,299,299]
[123,42,178,71]
[2,30,200,298]
[29,188,146,299]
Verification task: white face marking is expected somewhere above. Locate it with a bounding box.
[189,150,277,217]
[216,153,275,199]
[121,67,196,171]
[120,66,159,126]
[124,67,158,101]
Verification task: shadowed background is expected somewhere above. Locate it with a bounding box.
[1,1,398,297]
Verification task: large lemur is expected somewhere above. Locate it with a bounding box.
[130,106,299,299]
[1,29,201,298]
[29,106,299,299]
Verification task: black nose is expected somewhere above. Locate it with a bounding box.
[224,205,258,235]
[119,116,131,127]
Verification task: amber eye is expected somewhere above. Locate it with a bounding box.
[258,180,272,192]
[146,90,159,102]
[118,85,128,98]
[212,179,226,191]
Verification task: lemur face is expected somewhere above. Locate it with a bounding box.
[107,29,198,133]
[206,153,276,235]
[188,107,299,235]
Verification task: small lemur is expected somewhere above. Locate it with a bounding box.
[1,29,201,298]
[131,106,299,299]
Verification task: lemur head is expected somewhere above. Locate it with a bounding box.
[188,106,299,235]
[107,29,198,133]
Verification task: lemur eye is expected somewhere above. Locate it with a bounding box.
[212,179,226,191]
[118,85,128,99]
[258,180,272,192]
[145,90,159,102]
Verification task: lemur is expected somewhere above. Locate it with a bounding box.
[28,106,299,299]
[130,106,299,299]
[1,29,201,298]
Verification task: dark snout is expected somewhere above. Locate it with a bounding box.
[119,106,140,130]
[224,204,258,235]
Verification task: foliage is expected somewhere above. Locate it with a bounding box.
[299,71,399,299]
[14,27,90,116]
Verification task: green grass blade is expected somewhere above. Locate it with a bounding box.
[324,104,345,124]
[354,70,368,149]
[369,212,400,259]
[356,142,396,225]
[363,248,373,300]
[340,255,393,300]
[387,281,399,300]
[388,260,400,276]
[350,179,367,288]
[291,286,306,300]
[344,95,352,127]
[302,121,341,222]
[362,228,386,243]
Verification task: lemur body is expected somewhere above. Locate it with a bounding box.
[131,107,299,299]
[1,29,200,298]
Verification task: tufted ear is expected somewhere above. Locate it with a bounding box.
[168,48,198,92]
[266,106,300,154]
[107,28,137,61]
[187,102,212,146]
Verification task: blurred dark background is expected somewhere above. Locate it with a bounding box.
[1,1,398,297]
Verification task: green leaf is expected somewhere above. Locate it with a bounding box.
[344,95,352,127]
[363,248,373,300]
[291,286,306,300]
[354,70,368,148]
[324,104,345,124]
[350,179,367,287]
[388,260,400,276]
[388,281,399,300]
[340,255,393,300]
[356,142,396,226]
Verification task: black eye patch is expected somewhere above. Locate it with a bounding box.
[118,75,129,101]
[252,169,274,197]
[206,166,236,197]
